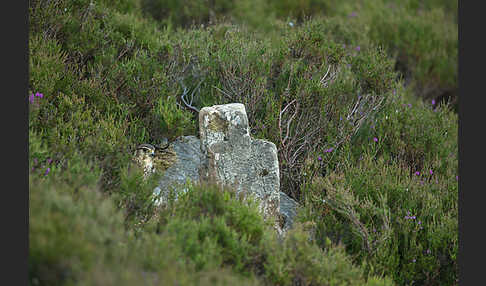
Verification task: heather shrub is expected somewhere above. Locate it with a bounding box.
[138,0,457,108]
[268,0,332,20]
[159,183,394,284]
[304,156,457,284]
[29,174,253,286]
[158,188,263,274]
[30,170,390,285]
[263,223,395,286]
[150,94,196,140]
[140,0,275,31]
[363,91,458,174]
[28,0,191,192]
[299,94,458,284]
[264,20,396,199]
[115,165,161,229]
[138,181,394,284]
[364,1,457,106]
[140,0,234,28]
[29,172,127,285]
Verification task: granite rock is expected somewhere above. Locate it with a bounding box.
[198,103,280,219]
[150,103,296,233]
[152,135,203,206]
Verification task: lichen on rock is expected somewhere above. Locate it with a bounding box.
[199,103,280,220]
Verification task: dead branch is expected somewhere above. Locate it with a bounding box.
[320,65,332,85]
[278,99,297,148]
[179,80,201,113]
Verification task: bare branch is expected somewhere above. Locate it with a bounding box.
[213,85,233,100]
[278,99,297,148]
[320,65,332,85]
[179,80,201,113]
[347,95,362,121]
[283,101,298,146]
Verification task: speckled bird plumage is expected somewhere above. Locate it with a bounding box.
[132,141,178,179]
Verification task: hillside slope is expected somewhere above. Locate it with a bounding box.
[29,0,457,285]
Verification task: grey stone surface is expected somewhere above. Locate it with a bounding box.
[279,191,299,231]
[198,103,280,219]
[150,103,293,233]
[152,135,203,206]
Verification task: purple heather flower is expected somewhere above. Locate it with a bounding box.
[340,116,343,121]
[426,249,431,254]
[432,99,436,105]
[412,259,416,263]
[407,211,411,215]
[29,94,35,104]
[35,92,44,98]
[318,156,322,161]
[47,158,53,164]
[355,45,361,51]
[415,171,420,176]
[324,148,334,153]
[429,169,433,175]
[373,137,378,142]
[411,216,416,219]
[418,221,422,225]
[33,158,38,164]
[408,103,412,108]
[44,167,51,176]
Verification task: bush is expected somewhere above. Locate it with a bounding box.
[140,0,234,28]
[153,182,268,274]
[365,1,457,106]
[138,0,458,109]
[29,170,265,285]
[29,171,127,285]
[263,223,395,286]
[299,96,458,284]
[30,171,391,285]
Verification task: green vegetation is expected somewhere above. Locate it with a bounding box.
[29,0,457,285]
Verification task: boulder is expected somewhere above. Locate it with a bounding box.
[150,103,296,233]
[198,103,280,219]
[152,135,203,206]
[279,191,299,231]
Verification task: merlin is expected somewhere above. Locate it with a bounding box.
[132,139,177,179]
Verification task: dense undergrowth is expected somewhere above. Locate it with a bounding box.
[29,0,457,285]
